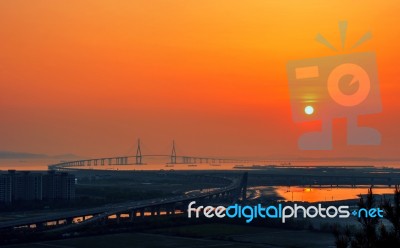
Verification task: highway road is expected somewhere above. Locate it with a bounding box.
[0,178,239,231]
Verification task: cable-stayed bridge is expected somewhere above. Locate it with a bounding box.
[48,140,259,170]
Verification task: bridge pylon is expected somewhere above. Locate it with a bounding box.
[136,139,142,164]
[170,140,177,164]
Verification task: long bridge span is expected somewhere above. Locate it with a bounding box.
[48,140,400,172]
[48,140,262,170]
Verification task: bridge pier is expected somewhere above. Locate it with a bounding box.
[140,209,145,218]
[116,213,121,224]
[35,222,45,230]
[167,205,175,215]
[130,210,136,222]
[65,217,73,225]
[240,172,248,202]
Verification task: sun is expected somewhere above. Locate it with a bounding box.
[304,105,314,115]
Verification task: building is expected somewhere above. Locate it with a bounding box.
[0,174,12,203]
[42,171,75,200]
[0,170,75,203]
[11,171,43,201]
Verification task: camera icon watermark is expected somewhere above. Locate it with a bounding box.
[287,21,382,150]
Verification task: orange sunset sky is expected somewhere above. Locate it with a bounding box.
[0,1,399,159]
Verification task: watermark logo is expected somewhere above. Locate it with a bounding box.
[286,21,382,150]
[187,201,383,223]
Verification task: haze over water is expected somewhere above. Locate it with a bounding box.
[2,158,400,171]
